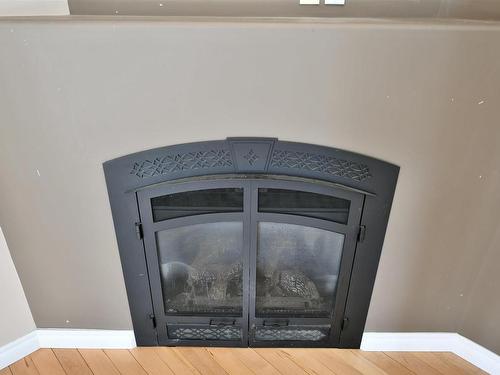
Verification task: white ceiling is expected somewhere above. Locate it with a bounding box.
[0,0,68,16]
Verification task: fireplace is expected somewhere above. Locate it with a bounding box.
[104,138,398,348]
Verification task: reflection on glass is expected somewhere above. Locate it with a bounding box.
[156,222,243,315]
[256,222,344,318]
[151,188,243,222]
[258,188,350,224]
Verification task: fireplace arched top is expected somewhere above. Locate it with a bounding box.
[104,138,398,196]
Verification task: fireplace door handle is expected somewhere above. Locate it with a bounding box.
[209,319,236,327]
[263,319,289,327]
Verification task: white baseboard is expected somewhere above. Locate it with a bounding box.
[362,332,500,374]
[0,331,39,370]
[361,332,460,351]
[0,329,135,370]
[1,330,498,373]
[37,329,136,349]
[453,334,500,375]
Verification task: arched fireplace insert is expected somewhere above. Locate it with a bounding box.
[104,138,399,348]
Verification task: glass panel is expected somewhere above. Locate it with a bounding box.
[151,188,243,222]
[258,188,350,224]
[156,222,243,315]
[256,222,344,318]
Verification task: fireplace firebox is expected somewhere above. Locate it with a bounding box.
[104,138,398,348]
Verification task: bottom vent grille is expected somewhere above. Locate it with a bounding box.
[167,325,241,341]
[255,326,329,341]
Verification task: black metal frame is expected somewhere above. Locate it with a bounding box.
[103,138,399,348]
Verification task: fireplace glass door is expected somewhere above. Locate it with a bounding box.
[255,222,344,318]
[248,181,363,346]
[138,177,363,347]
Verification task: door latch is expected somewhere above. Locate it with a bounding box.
[135,222,143,240]
[357,225,366,243]
[149,313,156,328]
[341,317,349,331]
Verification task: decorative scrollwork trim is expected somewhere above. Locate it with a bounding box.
[270,149,372,182]
[130,149,233,178]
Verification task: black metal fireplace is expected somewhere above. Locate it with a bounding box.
[104,138,398,348]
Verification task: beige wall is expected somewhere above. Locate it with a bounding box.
[0,227,35,347]
[0,19,499,353]
[459,223,500,353]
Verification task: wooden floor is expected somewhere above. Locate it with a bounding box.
[1,348,485,375]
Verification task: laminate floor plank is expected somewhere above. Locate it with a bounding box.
[280,348,337,375]
[440,353,487,374]
[354,350,415,374]
[206,348,254,375]
[413,352,473,374]
[175,347,228,375]
[232,349,281,375]
[385,352,443,375]
[155,348,200,375]
[29,349,66,375]
[308,349,364,375]
[9,356,40,375]
[311,349,362,375]
[104,350,147,375]
[53,349,93,375]
[79,349,120,375]
[253,348,309,375]
[130,347,175,375]
[315,349,386,375]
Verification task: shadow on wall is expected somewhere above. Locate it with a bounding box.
[0,227,36,347]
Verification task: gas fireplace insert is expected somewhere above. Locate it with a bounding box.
[104,138,398,348]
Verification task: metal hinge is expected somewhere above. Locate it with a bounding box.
[135,222,143,240]
[341,317,349,331]
[357,225,366,243]
[149,313,156,328]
